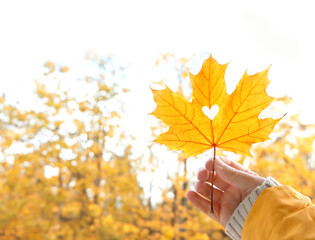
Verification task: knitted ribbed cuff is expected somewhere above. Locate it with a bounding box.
[225,177,281,240]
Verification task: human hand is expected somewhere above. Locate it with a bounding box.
[187,156,265,227]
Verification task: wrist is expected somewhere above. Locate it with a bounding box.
[244,175,266,197]
[225,177,281,240]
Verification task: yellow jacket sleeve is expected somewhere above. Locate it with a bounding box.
[242,185,315,240]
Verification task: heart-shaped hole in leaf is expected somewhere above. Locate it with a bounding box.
[202,105,219,120]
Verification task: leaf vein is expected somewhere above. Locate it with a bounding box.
[216,77,265,143]
[157,91,213,145]
[218,121,275,145]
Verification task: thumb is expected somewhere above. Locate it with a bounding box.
[208,156,265,192]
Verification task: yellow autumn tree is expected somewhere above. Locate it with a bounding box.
[0,53,147,240]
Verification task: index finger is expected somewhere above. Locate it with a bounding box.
[205,156,265,192]
[206,156,257,176]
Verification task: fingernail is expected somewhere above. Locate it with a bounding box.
[197,167,204,174]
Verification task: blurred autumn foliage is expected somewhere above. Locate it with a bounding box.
[1,53,315,240]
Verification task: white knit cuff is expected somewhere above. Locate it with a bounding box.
[225,177,281,240]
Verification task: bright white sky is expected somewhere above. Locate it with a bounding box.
[1,0,315,202]
[1,0,315,138]
[1,0,315,120]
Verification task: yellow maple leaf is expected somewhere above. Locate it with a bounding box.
[151,55,283,157]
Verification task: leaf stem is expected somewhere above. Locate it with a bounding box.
[211,145,216,213]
